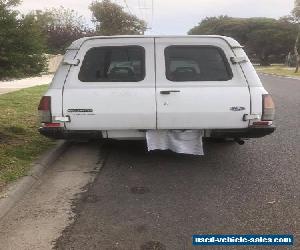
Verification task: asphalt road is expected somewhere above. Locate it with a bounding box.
[53,74,299,250]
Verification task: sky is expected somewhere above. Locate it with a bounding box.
[18,0,294,34]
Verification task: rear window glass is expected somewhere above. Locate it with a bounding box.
[79,46,145,82]
[165,46,232,82]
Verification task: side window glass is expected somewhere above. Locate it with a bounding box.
[79,46,145,82]
[165,46,233,82]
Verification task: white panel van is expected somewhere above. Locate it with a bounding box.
[38,36,275,143]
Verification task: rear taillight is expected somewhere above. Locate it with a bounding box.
[262,94,275,121]
[38,96,52,123]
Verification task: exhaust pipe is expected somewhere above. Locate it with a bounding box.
[235,138,245,145]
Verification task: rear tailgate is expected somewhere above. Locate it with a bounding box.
[155,37,251,129]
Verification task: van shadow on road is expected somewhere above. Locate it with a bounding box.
[55,138,298,250]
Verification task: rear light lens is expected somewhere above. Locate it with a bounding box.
[38,96,52,123]
[262,94,275,121]
[43,122,61,128]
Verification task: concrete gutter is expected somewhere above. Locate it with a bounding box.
[0,140,69,220]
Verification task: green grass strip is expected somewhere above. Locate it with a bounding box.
[0,85,55,191]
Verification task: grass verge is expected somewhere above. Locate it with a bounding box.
[0,85,55,192]
[255,65,300,78]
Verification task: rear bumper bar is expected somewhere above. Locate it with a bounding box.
[210,126,276,138]
[39,126,276,140]
[39,128,103,140]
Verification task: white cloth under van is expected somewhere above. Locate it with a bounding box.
[146,130,204,155]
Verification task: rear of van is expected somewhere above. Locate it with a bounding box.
[38,35,275,141]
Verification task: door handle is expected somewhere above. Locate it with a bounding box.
[160,90,181,95]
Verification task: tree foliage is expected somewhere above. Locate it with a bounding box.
[292,0,300,72]
[0,0,46,79]
[188,16,297,66]
[89,0,147,35]
[293,0,300,18]
[30,7,94,54]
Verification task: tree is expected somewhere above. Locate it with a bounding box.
[0,0,46,79]
[189,16,251,45]
[31,7,94,54]
[188,16,297,66]
[245,19,296,66]
[292,0,300,72]
[89,0,147,35]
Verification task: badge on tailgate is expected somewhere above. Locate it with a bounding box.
[67,109,93,113]
[230,106,246,111]
[67,109,95,116]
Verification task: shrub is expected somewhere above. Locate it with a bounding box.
[0,0,47,79]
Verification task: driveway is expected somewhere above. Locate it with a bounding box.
[0,74,299,250]
[0,74,53,95]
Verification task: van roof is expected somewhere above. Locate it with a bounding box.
[67,35,242,50]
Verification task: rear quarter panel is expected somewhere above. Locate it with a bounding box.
[44,89,63,118]
[250,87,268,117]
[232,47,270,120]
